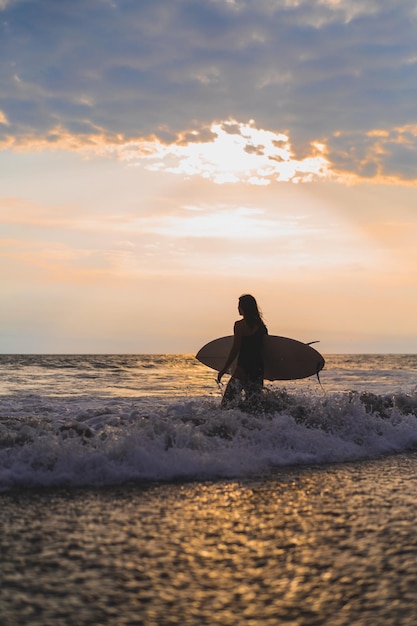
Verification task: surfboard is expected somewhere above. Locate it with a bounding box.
[196,335,325,381]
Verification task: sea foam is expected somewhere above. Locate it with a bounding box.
[1,388,417,491]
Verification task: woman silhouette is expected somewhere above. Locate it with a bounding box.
[217,294,268,407]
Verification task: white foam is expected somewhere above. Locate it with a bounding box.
[1,389,417,491]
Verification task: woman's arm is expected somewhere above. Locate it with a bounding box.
[217,321,243,383]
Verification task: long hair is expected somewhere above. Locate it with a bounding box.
[239,294,266,330]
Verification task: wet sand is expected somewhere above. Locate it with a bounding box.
[2,453,417,625]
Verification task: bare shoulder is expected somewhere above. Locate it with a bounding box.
[233,319,246,335]
[234,319,251,336]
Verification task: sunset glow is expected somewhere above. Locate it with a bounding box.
[1,0,416,353]
[122,121,331,185]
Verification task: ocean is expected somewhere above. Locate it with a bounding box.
[1,354,417,625]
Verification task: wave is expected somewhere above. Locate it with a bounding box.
[1,389,417,492]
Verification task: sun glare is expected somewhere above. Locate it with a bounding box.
[141,206,312,240]
[119,120,331,185]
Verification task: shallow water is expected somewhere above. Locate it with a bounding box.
[2,454,417,625]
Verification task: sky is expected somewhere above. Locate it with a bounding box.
[1,0,417,354]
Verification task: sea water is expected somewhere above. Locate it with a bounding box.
[1,354,417,625]
[0,354,416,491]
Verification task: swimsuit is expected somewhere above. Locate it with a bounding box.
[237,324,267,387]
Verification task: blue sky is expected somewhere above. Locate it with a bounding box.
[1,0,417,353]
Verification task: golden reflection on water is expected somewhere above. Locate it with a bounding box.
[2,456,417,624]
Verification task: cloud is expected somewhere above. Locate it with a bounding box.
[330,125,417,182]
[117,120,331,184]
[1,178,381,288]
[1,0,417,182]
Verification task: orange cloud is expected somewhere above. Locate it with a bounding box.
[3,117,417,187]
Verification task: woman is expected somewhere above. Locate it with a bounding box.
[217,294,268,407]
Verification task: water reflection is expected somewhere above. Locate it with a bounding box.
[2,456,417,624]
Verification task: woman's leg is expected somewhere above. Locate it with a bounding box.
[221,376,243,408]
[243,375,264,404]
[221,366,261,408]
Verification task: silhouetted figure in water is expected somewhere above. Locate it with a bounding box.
[217,294,267,408]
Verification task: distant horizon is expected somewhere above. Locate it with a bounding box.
[2,351,416,356]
